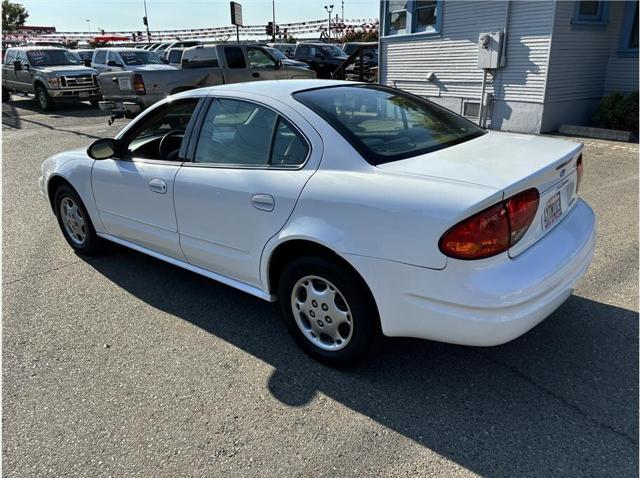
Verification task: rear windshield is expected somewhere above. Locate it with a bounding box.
[294,85,486,165]
[119,50,161,65]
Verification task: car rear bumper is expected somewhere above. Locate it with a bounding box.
[346,199,596,346]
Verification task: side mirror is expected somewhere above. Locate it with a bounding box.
[13,60,22,71]
[83,59,92,67]
[161,58,169,64]
[106,60,122,67]
[314,52,323,58]
[87,138,117,160]
[276,59,283,69]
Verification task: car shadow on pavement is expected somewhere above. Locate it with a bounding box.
[82,244,639,476]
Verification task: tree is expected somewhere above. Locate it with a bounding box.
[2,0,29,33]
[337,30,379,43]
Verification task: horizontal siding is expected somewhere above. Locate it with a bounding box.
[380,0,554,104]
[604,55,639,93]
[545,1,637,102]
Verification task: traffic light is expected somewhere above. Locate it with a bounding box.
[143,16,148,26]
[265,21,273,36]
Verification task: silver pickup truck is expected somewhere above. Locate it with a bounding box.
[98,43,315,118]
[2,47,101,110]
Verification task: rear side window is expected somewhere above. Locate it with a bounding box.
[94,49,107,64]
[168,49,183,64]
[294,85,486,165]
[194,98,308,167]
[296,45,309,57]
[224,47,246,69]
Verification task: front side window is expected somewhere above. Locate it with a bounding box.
[123,98,200,161]
[247,47,276,69]
[294,85,485,165]
[107,51,121,65]
[224,47,246,69]
[26,49,80,66]
[384,0,441,36]
[194,99,307,167]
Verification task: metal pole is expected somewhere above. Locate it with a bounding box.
[236,24,240,43]
[271,0,276,42]
[86,19,91,35]
[143,0,151,44]
[342,0,344,22]
[478,69,488,127]
[328,10,331,40]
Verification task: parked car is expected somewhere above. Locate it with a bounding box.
[161,40,202,59]
[264,46,310,69]
[91,48,169,73]
[98,44,315,118]
[268,42,296,58]
[40,80,596,366]
[2,46,101,110]
[70,49,94,63]
[293,42,348,78]
[151,42,173,55]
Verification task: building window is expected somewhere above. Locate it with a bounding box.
[383,0,442,37]
[618,1,639,55]
[463,101,480,119]
[572,1,609,26]
[387,1,409,35]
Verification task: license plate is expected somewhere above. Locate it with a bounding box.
[118,78,132,90]
[543,191,562,230]
[78,92,89,98]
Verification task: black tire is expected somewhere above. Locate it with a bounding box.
[277,256,381,367]
[35,85,54,111]
[2,87,10,102]
[54,184,101,255]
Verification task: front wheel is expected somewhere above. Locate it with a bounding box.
[54,185,101,255]
[36,85,54,111]
[278,256,381,367]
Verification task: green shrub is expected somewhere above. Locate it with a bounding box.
[592,91,639,132]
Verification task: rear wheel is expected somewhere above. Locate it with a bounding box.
[2,87,10,102]
[277,256,380,367]
[36,85,54,111]
[54,184,101,255]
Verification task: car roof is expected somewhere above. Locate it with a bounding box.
[98,47,145,52]
[182,79,357,102]
[12,46,66,51]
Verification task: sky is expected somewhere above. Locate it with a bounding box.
[18,0,380,32]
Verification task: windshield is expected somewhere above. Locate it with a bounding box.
[319,45,345,57]
[119,50,161,65]
[27,49,81,66]
[294,85,486,165]
[266,47,287,60]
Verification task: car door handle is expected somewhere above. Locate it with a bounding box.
[250,194,274,212]
[148,179,167,194]
[252,72,260,78]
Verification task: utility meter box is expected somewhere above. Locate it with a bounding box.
[478,31,503,69]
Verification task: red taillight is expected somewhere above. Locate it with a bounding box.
[576,154,583,192]
[439,188,540,260]
[132,74,146,95]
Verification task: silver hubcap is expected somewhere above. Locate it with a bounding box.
[291,275,353,351]
[60,197,86,245]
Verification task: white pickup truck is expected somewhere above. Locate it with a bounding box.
[98,44,316,119]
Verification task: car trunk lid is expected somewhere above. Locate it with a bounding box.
[377,131,583,257]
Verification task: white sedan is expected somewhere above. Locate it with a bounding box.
[39,80,596,366]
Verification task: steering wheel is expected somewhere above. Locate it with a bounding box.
[158,129,185,161]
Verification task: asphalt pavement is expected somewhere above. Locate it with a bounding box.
[2,96,638,477]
